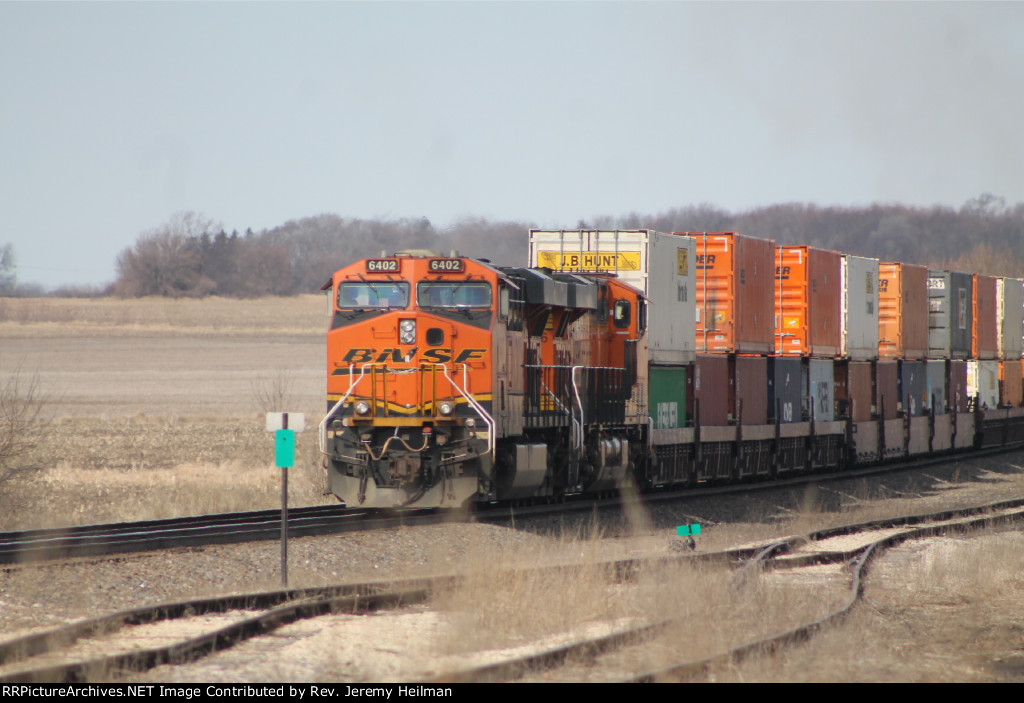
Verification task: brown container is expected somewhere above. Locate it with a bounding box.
[690,354,730,426]
[732,355,768,425]
[774,246,842,357]
[682,232,776,354]
[1000,359,1023,407]
[878,263,929,359]
[875,359,899,419]
[948,359,969,412]
[835,360,875,422]
[973,274,998,359]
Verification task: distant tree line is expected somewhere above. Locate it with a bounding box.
[110,212,534,298]
[7,193,1023,298]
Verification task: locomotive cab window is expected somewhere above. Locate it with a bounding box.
[417,280,492,308]
[613,299,631,328]
[337,281,410,309]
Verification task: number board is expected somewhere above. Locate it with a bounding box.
[428,258,464,273]
[366,259,400,273]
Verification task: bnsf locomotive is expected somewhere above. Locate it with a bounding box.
[320,231,1024,508]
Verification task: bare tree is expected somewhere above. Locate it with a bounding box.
[114,212,221,297]
[0,244,15,294]
[0,369,48,486]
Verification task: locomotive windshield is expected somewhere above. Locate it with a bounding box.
[337,281,410,309]
[417,280,492,308]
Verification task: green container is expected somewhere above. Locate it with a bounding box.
[649,365,688,428]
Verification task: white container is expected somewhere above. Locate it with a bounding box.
[529,230,696,364]
[841,255,879,359]
[967,359,1000,410]
[803,358,835,422]
[997,278,1023,359]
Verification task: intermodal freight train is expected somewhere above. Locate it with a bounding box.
[319,231,1024,508]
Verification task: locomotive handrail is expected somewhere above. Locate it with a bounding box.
[318,362,373,456]
[437,363,495,459]
[571,365,585,451]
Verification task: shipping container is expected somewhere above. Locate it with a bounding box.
[878,263,929,359]
[997,278,1024,359]
[768,356,802,424]
[649,365,688,429]
[948,360,969,412]
[804,358,835,422]
[898,360,927,416]
[841,255,879,360]
[973,274,998,360]
[834,359,874,422]
[925,360,948,414]
[1000,359,1023,407]
[774,246,842,357]
[967,360,999,409]
[679,232,775,354]
[927,270,973,359]
[732,355,768,425]
[876,360,899,420]
[528,230,696,364]
[848,360,875,422]
[691,354,730,426]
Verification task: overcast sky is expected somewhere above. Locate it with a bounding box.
[3,1,1023,289]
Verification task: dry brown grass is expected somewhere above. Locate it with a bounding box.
[429,519,847,670]
[0,295,325,335]
[707,529,1024,682]
[0,295,332,529]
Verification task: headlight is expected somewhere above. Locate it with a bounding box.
[438,401,454,416]
[354,400,371,416]
[400,319,416,345]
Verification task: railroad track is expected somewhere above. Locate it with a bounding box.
[433,499,1024,683]
[4,496,1024,683]
[0,505,442,564]
[6,444,1020,565]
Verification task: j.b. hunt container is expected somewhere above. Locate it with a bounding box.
[677,232,775,354]
[529,230,696,365]
[774,246,841,357]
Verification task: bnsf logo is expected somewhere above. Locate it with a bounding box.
[342,347,487,364]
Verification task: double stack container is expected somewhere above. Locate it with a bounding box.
[841,256,880,360]
[774,246,842,357]
[529,229,697,366]
[973,274,998,360]
[679,232,776,354]
[878,263,929,359]
[997,278,1024,359]
[927,270,973,359]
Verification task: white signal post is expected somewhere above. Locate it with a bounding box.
[266,412,305,587]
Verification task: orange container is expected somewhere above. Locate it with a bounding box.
[973,274,998,359]
[878,263,928,359]
[682,232,776,354]
[774,246,841,357]
[1001,359,1023,407]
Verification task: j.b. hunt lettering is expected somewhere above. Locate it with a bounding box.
[342,347,487,364]
[535,250,641,271]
